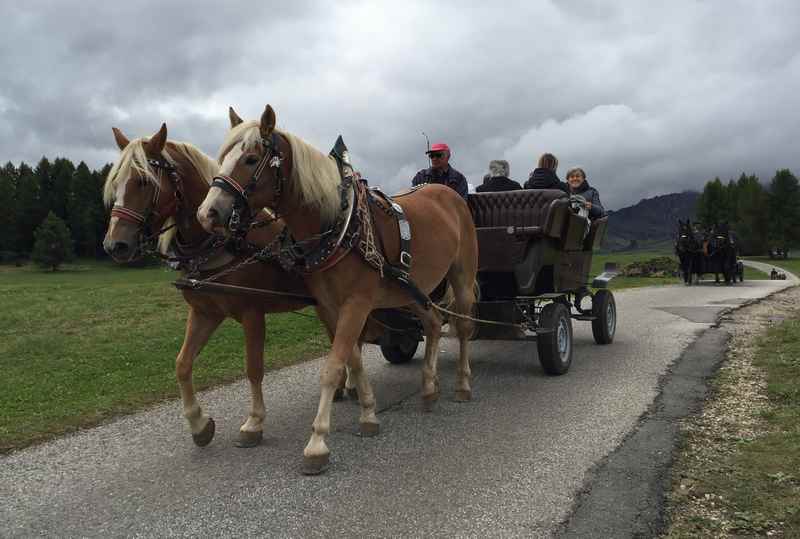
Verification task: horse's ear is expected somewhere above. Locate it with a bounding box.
[112,127,130,150]
[229,106,243,128]
[146,123,168,154]
[260,104,276,140]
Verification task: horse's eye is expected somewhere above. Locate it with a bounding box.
[245,154,259,166]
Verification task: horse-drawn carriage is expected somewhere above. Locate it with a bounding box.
[675,220,743,285]
[374,189,617,375]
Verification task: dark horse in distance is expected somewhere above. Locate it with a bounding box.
[675,221,741,285]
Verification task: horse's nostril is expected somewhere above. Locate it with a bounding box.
[207,207,219,224]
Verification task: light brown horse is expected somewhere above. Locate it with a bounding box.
[102,123,322,448]
[197,105,478,474]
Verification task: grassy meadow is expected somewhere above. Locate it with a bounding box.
[0,259,328,453]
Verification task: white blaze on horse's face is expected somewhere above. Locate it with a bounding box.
[103,175,142,261]
[196,145,244,235]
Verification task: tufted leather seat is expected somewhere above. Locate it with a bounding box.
[467,189,569,233]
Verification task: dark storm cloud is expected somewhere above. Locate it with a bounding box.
[2,1,799,209]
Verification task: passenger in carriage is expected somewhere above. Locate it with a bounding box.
[523,152,568,191]
[411,142,468,198]
[475,160,522,192]
[565,167,605,219]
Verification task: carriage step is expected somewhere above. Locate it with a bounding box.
[571,314,597,321]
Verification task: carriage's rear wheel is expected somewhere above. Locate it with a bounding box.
[537,303,573,375]
[380,337,419,364]
[591,289,616,344]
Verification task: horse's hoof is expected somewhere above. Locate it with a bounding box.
[233,430,263,448]
[345,387,359,402]
[359,421,380,437]
[333,388,344,402]
[454,389,472,402]
[421,392,440,413]
[302,454,330,475]
[192,417,215,447]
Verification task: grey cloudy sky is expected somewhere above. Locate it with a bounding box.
[2,1,799,210]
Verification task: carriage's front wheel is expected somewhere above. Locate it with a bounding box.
[591,290,616,345]
[537,303,573,375]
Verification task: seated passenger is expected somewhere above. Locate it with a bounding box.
[475,160,522,192]
[523,153,568,191]
[411,142,468,198]
[565,167,605,219]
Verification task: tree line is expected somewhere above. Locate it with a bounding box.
[695,169,799,256]
[0,157,111,263]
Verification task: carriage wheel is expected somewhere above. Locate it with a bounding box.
[380,337,419,364]
[537,302,573,375]
[591,289,616,345]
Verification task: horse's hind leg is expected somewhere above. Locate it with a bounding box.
[409,303,443,410]
[446,270,477,402]
[176,308,223,446]
[346,342,379,436]
[315,304,351,401]
[235,311,267,448]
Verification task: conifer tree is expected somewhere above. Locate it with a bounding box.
[31,211,74,271]
[0,163,18,255]
[767,169,800,250]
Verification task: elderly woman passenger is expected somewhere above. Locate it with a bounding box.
[476,160,522,192]
[565,167,605,219]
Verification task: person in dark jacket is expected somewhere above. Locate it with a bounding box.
[565,167,605,219]
[411,142,468,198]
[476,160,522,192]
[523,153,568,191]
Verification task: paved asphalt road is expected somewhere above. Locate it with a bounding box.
[1,262,795,538]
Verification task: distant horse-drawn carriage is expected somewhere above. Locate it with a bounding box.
[675,220,743,285]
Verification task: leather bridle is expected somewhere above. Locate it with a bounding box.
[210,131,285,235]
[110,157,181,248]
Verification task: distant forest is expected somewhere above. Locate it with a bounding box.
[1,155,797,263]
[695,169,799,255]
[0,157,111,262]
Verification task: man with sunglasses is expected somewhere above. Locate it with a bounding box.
[411,142,468,198]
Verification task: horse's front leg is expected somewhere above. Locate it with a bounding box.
[176,308,223,446]
[303,296,373,475]
[235,311,266,448]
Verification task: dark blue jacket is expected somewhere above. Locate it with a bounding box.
[412,166,468,198]
[523,168,568,192]
[569,179,605,219]
[476,176,522,193]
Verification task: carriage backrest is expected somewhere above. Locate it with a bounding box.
[467,189,569,237]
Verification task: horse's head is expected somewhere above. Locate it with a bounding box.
[198,105,291,235]
[102,124,181,262]
[676,219,698,252]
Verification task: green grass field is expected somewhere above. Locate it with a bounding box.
[0,259,328,453]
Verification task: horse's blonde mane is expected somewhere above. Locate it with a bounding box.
[104,137,220,254]
[218,121,342,224]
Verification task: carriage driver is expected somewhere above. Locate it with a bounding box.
[412,142,468,198]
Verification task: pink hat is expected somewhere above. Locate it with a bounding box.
[426,142,450,154]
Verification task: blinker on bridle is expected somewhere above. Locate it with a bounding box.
[211,132,285,233]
